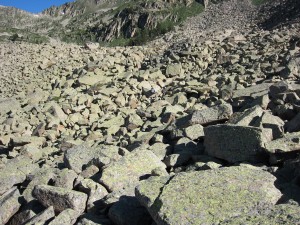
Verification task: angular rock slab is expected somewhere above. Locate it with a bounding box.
[136,166,282,225]
[176,104,232,127]
[204,124,268,163]
[48,209,80,225]
[33,185,88,214]
[0,187,21,225]
[99,150,166,192]
[23,206,55,225]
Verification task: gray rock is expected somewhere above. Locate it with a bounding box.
[136,166,282,225]
[33,185,88,213]
[23,206,55,225]
[77,178,108,213]
[183,124,204,140]
[54,168,78,189]
[265,132,300,154]
[228,105,263,126]
[48,209,80,225]
[165,64,183,77]
[10,136,46,147]
[0,187,21,225]
[99,150,166,192]
[233,83,272,99]
[204,124,268,163]
[163,153,191,167]
[64,144,122,173]
[176,103,232,127]
[0,156,38,195]
[253,112,284,139]
[108,196,152,225]
[0,98,21,115]
[148,143,171,160]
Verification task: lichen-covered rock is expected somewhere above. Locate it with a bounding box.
[221,204,300,224]
[204,124,268,163]
[33,185,88,213]
[0,187,21,225]
[99,150,166,192]
[136,166,282,225]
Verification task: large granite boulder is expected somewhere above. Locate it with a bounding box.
[136,166,282,225]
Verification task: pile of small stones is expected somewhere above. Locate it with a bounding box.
[1,4,300,225]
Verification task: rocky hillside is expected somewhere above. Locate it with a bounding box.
[0,0,205,45]
[1,0,300,224]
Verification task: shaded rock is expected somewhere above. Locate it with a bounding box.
[23,206,55,225]
[269,81,293,98]
[48,209,80,225]
[286,112,300,133]
[204,124,268,163]
[148,143,171,160]
[108,196,152,225]
[99,150,166,192]
[233,83,272,99]
[33,185,88,213]
[136,166,282,225]
[0,187,21,225]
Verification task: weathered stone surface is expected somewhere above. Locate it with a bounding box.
[48,209,80,225]
[0,187,21,225]
[204,124,268,163]
[136,166,282,225]
[176,103,232,127]
[99,150,166,192]
[108,196,152,225]
[33,185,88,213]
[23,206,55,225]
[183,124,204,140]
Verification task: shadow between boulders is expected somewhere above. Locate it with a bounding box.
[273,155,300,205]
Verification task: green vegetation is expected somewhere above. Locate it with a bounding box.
[0,27,49,44]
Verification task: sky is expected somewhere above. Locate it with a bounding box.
[0,0,74,13]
